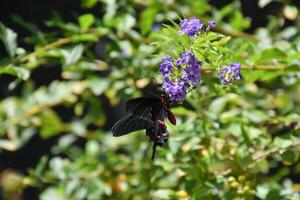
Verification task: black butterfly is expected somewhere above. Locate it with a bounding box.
[111,94,176,160]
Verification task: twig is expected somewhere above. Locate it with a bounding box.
[214,139,300,176]
[253,139,300,161]
[167,3,258,41]
[3,29,102,68]
[201,65,290,71]
[4,37,72,68]
[24,166,103,186]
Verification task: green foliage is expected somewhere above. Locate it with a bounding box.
[1,1,300,200]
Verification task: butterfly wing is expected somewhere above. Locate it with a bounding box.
[111,114,151,137]
[126,97,161,120]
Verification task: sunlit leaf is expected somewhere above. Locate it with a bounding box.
[0,66,30,80]
[40,110,62,138]
[0,22,17,58]
[62,45,84,66]
[79,14,95,31]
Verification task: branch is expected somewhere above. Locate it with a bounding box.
[253,139,300,161]
[214,138,300,176]
[4,37,71,68]
[201,65,289,71]
[23,165,103,186]
[3,29,102,68]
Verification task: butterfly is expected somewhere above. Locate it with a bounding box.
[111,94,176,160]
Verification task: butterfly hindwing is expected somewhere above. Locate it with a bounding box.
[111,114,151,137]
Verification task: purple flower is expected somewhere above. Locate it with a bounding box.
[162,77,190,101]
[218,62,242,86]
[160,56,173,76]
[179,17,204,37]
[152,23,161,32]
[162,55,172,62]
[208,21,216,28]
[176,58,185,66]
[183,66,201,83]
[176,51,191,66]
[181,51,202,83]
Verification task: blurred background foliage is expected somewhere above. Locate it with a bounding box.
[0,0,300,199]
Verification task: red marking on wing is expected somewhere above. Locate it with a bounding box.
[167,110,176,125]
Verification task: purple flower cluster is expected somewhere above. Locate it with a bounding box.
[179,17,204,37]
[159,17,241,101]
[218,62,242,86]
[160,51,202,101]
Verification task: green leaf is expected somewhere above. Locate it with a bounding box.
[40,187,66,200]
[242,110,269,123]
[88,78,109,95]
[236,148,253,169]
[241,125,252,146]
[259,0,274,8]
[266,189,281,200]
[33,156,48,177]
[86,178,106,199]
[208,97,227,119]
[194,32,222,45]
[85,140,100,157]
[11,15,39,33]
[229,11,250,31]
[218,2,237,20]
[281,150,298,164]
[152,189,173,199]
[193,50,206,61]
[254,48,286,65]
[0,66,30,80]
[116,14,136,32]
[62,45,84,66]
[170,107,194,116]
[273,135,293,149]
[212,36,231,46]
[81,0,98,8]
[244,71,283,82]
[79,14,95,31]
[52,135,77,154]
[139,7,158,35]
[0,22,17,58]
[40,110,62,138]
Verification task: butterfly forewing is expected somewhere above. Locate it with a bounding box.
[126,97,162,120]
